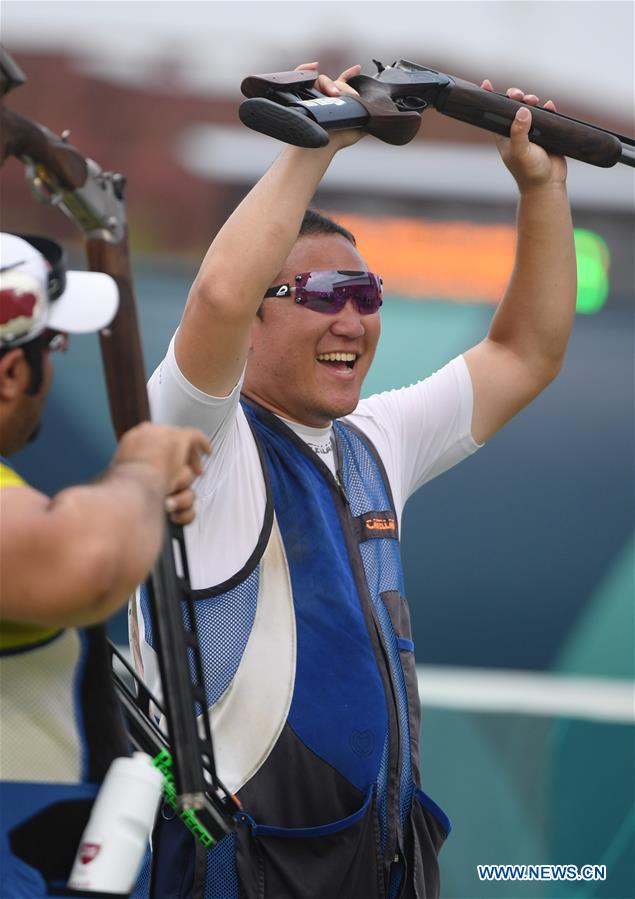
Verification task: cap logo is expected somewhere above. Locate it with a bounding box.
[0,260,27,274]
[0,270,46,343]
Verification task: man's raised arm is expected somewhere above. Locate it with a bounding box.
[175,64,363,397]
[464,82,577,445]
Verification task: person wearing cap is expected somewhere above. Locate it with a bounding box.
[133,66,577,899]
[0,232,210,897]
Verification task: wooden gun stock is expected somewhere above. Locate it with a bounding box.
[85,237,150,436]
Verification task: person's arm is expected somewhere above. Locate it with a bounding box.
[176,63,363,397]
[463,83,577,445]
[0,422,209,629]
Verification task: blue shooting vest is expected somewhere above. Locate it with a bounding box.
[143,400,449,899]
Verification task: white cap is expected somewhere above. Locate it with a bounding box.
[0,232,119,347]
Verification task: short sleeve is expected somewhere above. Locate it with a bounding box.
[148,333,244,444]
[346,355,482,519]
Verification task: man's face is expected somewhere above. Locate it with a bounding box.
[243,234,381,427]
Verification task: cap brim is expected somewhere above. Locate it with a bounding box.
[47,270,119,334]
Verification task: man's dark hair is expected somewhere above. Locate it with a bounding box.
[257,209,357,320]
[298,208,356,246]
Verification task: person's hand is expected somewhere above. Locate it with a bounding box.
[115,422,210,525]
[295,62,365,150]
[163,461,200,526]
[481,80,567,193]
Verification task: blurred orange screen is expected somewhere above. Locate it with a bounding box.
[333,212,516,304]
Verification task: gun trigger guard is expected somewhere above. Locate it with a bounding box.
[347,74,422,146]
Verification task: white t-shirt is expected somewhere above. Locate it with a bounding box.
[148,336,481,591]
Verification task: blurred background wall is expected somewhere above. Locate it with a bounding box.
[2,2,633,896]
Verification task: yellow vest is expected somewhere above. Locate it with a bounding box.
[0,461,59,649]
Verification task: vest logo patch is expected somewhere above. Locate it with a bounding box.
[357,511,398,541]
[350,729,375,758]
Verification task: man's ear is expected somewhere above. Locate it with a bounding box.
[0,348,28,400]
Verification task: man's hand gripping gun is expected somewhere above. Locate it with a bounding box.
[0,45,240,849]
[239,59,635,168]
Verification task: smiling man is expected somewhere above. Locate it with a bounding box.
[132,64,576,899]
[247,212,381,427]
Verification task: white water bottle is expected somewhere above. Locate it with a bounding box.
[68,752,164,894]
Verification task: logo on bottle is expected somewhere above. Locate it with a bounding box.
[79,842,102,865]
